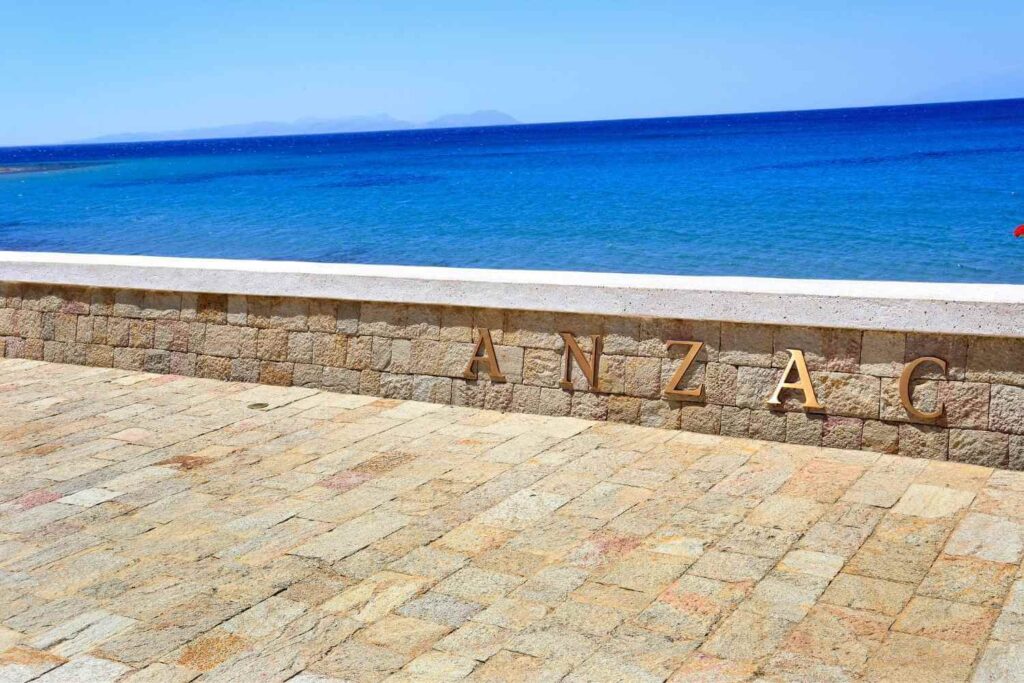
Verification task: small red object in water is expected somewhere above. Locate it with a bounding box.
[1016,225,1024,238]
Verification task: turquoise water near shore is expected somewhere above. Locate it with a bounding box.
[1,98,1022,283]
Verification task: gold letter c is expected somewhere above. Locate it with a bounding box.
[899,356,946,421]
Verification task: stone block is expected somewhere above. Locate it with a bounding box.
[336,301,360,334]
[7,337,44,360]
[720,323,773,367]
[197,355,232,380]
[440,307,473,342]
[360,303,439,339]
[736,366,782,409]
[412,375,453,404]
[16,310,43,338]
[128,320,155,348]
[603,316,640,355]
[452,379,485,408]
[940,382,989,430]
[773,327,861,372]
[624,356,662,399]
[59,290,91,315]
[141,291,182,320]
[380,372,413,399]
[84,343,112,367]
[388,339,411,373]
[179,292,198,321]
[143,349,171,375]
[0,309,15,336]
[906,333,967,380]
[571,392,608,421]
[787,412,824,446]
[359,369,381,395]
[345,335,372,370]
[323,367,361,393]
[991,385,1024,435]
[369,337,391,371]
[239,327,258,358]
[257,329,288,361]
[862,420,899,453]
[43,340,65,363]
[814,373,880,419]
[230,357,260,383]
[860,331,906,377]
[948,429,1008,468]
[91,289,115,316]
[169,352,197,376]
[113,346,145,370]
[472,308,506,344]
[53,313,78,343]
[260,361,294,386]
[704,362,738,405]
[524,349,562,387]
[638,318,721,360]
[410,339,444,375]
[226,295,247,325]
[438,340,473,378]
[880,376,939,423]
[1011,436,1024,471]
[249,296,309,331]
[186,322,204,352]
[640,399,680,429]
[608,395,642,424]
[504,311,561,349]
[312,333,347,367]
[287,332,314,363]
[720,406,750,437]
[202,324,242,357]
[40,312,54,340]
[899,424,948,460]
[533,386,572,417]
[966,337,1024,387]
[154,320,190,352]
[680,403,722,434]
[292,363,323,388]
[821,416,862,450]
[195,293,228,323]
[113,289,145,318]
[486,382,516,412]
[749,409,787,442]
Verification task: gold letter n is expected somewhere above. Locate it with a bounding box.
[559,332,602,391]
[767,348,822,410]
[463,328,506,382]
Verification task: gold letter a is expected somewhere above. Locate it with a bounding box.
[463,328,506,382]
[767,349,822,410]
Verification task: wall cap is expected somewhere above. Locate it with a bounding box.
[3,250,1024,337]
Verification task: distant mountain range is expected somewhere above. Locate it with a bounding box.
[79,110,520,144]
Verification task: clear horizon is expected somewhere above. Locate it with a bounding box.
[3,96,1024,151]
[2,1,1023,146]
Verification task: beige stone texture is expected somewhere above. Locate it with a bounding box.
[720,322,773,367]
[2,283,1023,473]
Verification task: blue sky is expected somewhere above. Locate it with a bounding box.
[1,1,1022,146]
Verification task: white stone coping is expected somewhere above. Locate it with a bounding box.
[2,250,1024,337]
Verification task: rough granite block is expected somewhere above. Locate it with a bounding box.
[948,429,1008,468]
[721,323,773,368]
[898,424,948,460]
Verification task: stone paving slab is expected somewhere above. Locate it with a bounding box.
[0,357,1022,681]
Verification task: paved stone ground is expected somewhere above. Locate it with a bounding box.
[1,359,1024,682]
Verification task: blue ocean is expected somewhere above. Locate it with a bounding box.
[1,98,1022,283]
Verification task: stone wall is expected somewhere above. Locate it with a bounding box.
[2,281,1023,469]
